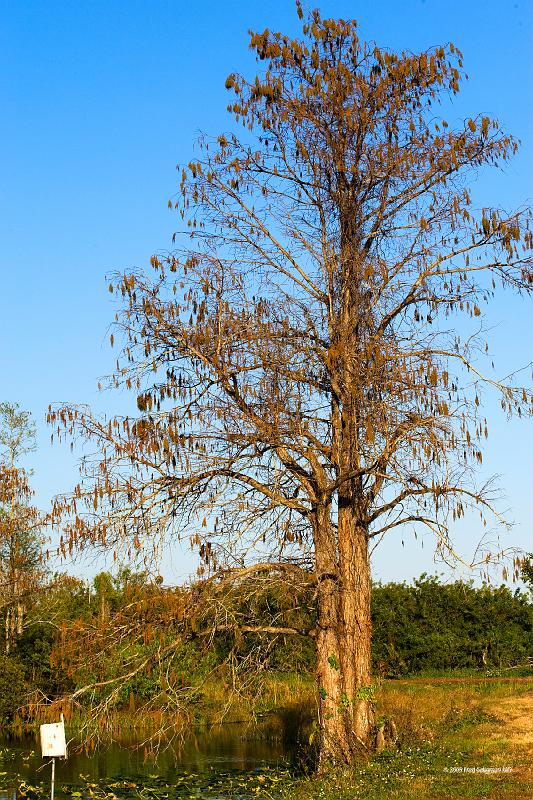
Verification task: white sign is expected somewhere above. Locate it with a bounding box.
[40,721,67,758]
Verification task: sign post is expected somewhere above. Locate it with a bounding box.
[40,715,67,800]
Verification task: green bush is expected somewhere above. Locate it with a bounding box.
[371,575,533,675]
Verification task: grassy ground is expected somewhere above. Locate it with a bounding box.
[13,673,533,799]
[283,678,532,800]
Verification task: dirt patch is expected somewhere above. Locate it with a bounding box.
[386,676,533,685]
[486,691,533,750]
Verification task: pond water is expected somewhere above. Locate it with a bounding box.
[0,720,300,800]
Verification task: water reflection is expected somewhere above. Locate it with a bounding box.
[0,718,298,798]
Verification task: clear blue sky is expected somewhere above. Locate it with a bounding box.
[1,0,531,585]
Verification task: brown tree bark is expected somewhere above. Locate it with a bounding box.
[315,197,375,762]
[5,607,11,655]
[17,601,24,636]
[313,504,342,765]
[313,501,374,768]
[338,502,373,749]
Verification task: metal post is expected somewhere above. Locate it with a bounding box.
[51,757,55,800]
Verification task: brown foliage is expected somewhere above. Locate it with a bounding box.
[0,404,43,652]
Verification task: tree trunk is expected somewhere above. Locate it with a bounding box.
[319,192,374,760]
[313,503,374,769]
[17,602,24,636]
[5,607,11,655]
[314,503,345,766]
[338,500,374,749]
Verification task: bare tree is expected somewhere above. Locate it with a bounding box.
[0,403,42,652]
[49,5,532,767]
